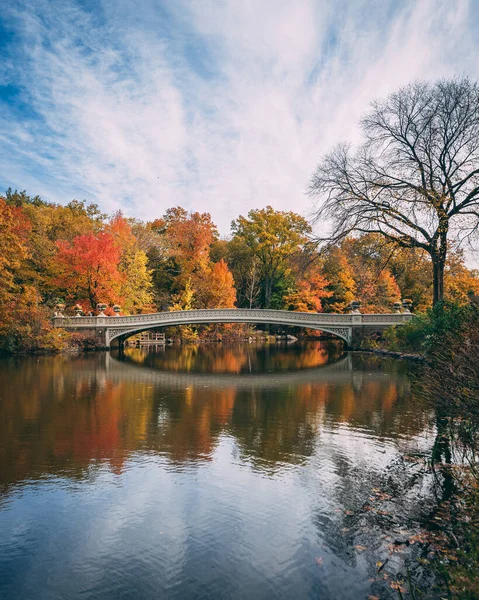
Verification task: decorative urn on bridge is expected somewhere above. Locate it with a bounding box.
[348,300,361,314]
[113,305,121,316]
[54,301,66,317]
[393,301,402,314]
[96,303,107,316]
[73,304,83,317]
[401,299,413,313]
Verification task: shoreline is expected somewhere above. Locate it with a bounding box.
[349,347,427,362]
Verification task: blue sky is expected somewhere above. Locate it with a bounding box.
[1,0,478,234]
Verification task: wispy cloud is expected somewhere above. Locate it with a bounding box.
[0,0,477,233]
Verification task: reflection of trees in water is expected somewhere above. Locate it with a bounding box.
[0,350,431,496]
[0,354,154,493]
[147,386,237,462]
[123,341,344,374]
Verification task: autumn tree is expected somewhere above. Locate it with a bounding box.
[222,238,261,308]
[444,247,479,303]
[340,236,401,312]
[3,190,104,305]
[283,261,330,312]
[231,206,311,308]
[320,246,356,312]
[0,198,34,348]
[168,279,198,340]
[310,78,479,305]
[0,198,30,308]
[147,208,218,308]
[195,259,237,309]
[55,232,124,309]
[388,247,433,311]
[158,207,217,280]
[0,197,68,353]
[108,213,153,313]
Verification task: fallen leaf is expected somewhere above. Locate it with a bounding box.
[355,545,367,552]
[391,581,406,593]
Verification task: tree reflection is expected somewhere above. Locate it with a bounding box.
[123,340,344,374]
[0,346,430,496]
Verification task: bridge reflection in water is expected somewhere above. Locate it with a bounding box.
[0,343,429,491]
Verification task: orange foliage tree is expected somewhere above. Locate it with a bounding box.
[156,207,217,279]
[195,259,237,309]
[284,265,331,312]
[55,232,124,310]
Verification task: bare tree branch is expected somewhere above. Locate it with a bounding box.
[309,78,479,304]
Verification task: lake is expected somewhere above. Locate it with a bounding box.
[0,342,435,599]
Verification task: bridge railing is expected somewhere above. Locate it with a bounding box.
[52,308,413,328]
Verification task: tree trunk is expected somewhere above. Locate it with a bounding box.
[432,258,445,305]
[264,277,273,309]
[432,233,447,305]
[248,262,258,308]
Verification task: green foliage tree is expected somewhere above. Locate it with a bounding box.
[231,206,311,308]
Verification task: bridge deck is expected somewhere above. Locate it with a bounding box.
[52,308,412,346]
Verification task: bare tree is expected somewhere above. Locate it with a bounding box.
[309,78,479,305]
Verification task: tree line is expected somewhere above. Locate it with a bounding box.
[1,187,477,352]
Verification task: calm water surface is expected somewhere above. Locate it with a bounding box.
[0,342,434,599]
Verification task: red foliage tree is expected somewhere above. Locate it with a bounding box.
[55,232,124,309]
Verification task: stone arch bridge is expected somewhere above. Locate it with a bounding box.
[52,308,412,348]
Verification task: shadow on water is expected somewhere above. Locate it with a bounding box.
[0,341,435,600]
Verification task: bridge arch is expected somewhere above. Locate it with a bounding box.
[107,316,352,346]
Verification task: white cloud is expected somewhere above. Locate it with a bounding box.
[1,0,478,254]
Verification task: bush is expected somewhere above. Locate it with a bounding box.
[0,325,72,354]
[69,333,104,351]
[382,301,475,355]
